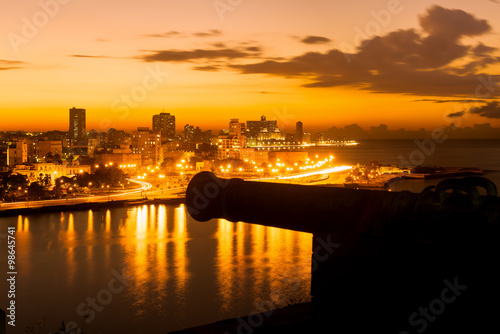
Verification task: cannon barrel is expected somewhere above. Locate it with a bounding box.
[186,171,499,238]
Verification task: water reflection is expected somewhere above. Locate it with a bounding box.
[217,219,235,311]
[17,215,29,231]
[216,219,312,315]
[174,205,188,302]
[5,204,312,333]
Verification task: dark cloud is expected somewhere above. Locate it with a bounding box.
[0,60,25,70]
[414,99,487,103]
[139,43,262,64]
[452,56,500,75]
[230,6,500,97]
[300,36,331,44]
[193,29,221,38]
[419,5,490,39]
[144,30,221,39]
[323,122,500,139]
[192,65,220,71]
[473,43,497,56]
[447,111,465,118]
[212,42,226,48]
[245,46,261,52]
[70,55,112,58]
[470,101,500,118]
[144,31,183,38]
[140,48,259,62]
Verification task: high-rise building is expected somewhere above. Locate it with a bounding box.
[131,127,162,166]
[152,112,175,140]
[296,121,304,144]
[229,119,246,136]
[7,140,28,167]
[184,124,194,141]
[217,119,246,160]
[69,107,86,145]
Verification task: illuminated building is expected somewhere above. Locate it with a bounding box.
[131,127,162,166]
[152,112,175,140]
[246,115,278,137]
[296,121,304,144]
[184,124,194,141]
[38,140,63,160]
[69,107,86,146]
[240,148,269,164]
[217,119,246,160]
[7,140,28,167]
[12,163,91,185]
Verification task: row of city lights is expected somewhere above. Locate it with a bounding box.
[220,155,335,174]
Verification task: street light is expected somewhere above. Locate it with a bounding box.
[107,185,110,201]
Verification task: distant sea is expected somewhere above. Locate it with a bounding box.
[324,139,500,193]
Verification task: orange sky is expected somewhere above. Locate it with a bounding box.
[1,0,500,134]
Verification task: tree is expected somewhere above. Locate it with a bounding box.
[6,174,28,191]
[43,174,52,187]
[28,182,46,200]
[53,153,63,164]
[92,165,126,187]
[45,152,54,163]
[38,173,52,188]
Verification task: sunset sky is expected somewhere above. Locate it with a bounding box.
[1,0,500,134]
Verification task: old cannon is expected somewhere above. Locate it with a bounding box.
[186,172,499,333]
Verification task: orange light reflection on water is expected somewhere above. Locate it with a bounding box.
[12,204,312,325]
[174,205,188,302]
[216,219,312,314]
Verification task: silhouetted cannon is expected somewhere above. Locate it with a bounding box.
[186,172,499,333]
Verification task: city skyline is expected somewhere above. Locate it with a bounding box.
[2,107,500,140]
[1,0,500,135]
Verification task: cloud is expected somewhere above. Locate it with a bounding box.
[300,36,331,44]
[473,43,497,56]
[144,29,222,39]
[144,31,183,38]
[323,122,500,139]
[70,55,113,58]
[419,5,490,39]
[193,29,222,38]
[470,101,500,118]
[192,65,220,71]
[413,99,487,103]
[139,44,262,64]
[447,111,465,118]
[0,60,25,70]
[230,6,500,97]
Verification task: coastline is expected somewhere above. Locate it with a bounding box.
[0,197,186,217]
